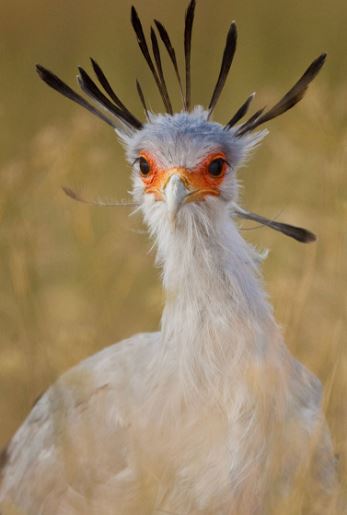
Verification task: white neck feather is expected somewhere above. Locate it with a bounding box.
[146,200,281,398]
[140,201,295,499]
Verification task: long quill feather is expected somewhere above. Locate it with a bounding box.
[234,205,317,243]
[36,65,118,129]
[208,22,237,115]
[236,53,326,136]
[184,0,196,110]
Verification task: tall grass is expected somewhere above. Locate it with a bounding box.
[0,0,346,511]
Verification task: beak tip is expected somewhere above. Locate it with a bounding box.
[164,174,189,226]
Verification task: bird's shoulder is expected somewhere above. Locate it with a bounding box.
[59,330,160,405]
[0,332,159,502]
[289,357,323,419]
[12,330,158,439]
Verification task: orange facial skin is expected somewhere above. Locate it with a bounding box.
[138,151,228,203]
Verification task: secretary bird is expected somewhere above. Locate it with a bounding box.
[0,1,337,514]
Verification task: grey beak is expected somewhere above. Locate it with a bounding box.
[164,174,190,226]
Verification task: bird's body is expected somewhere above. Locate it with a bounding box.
[0,242,334,514]
[0,2,338,513]
[0,170,335,513]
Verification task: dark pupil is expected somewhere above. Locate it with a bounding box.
[208,158,224,177]
[139,157,150,175]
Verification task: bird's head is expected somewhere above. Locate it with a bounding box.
[125,107,265,231]
[36,0,326,243]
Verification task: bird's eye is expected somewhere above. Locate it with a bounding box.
[208,158,225,177]
[139,157,151,175]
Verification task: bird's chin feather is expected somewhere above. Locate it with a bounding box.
[140,193,223,240]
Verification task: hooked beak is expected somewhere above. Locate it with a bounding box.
[163,174,190,226]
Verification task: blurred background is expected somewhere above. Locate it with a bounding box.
[0,0,346,508]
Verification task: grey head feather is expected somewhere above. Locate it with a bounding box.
[125,108,247,170]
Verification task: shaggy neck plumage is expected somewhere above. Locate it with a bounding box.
[148,201,279,394]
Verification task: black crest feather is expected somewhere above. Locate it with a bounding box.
[236,53,327,136]
[225,92,255,129]
[77,67,143,129]
[208,22,237,115]
[131,6,172,113]
[154,20,184,103]
[90,58,130,113]
[37,4,326,146]
[36,65,117,129]
[150,27,173,114]
[136,80,149,117]
[236,107,266,135]
[184,0,196,110]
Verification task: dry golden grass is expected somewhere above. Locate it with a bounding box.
[0,0,346,512]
